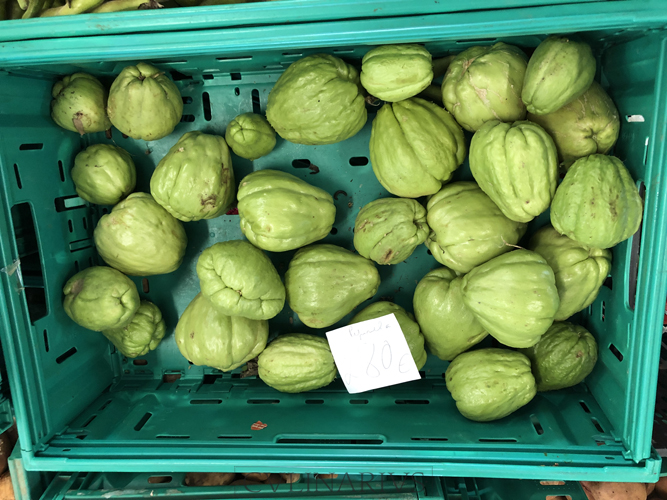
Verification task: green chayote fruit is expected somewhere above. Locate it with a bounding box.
[196,240,285,320]
[266,54,367,145]
[51,73,111,135]
[72,144,136,206]
[442,43,528,132]
[102,300,166,358]
[528,81,620,169]
[461,250,560,348]
[551,155,643,249]
[353,197,429,265]
[520,321,598,391]
[360,44,433,102]
[522,36,596,115]
[225,113,276,160]
[175,293,268,372]
[426,182,527,273]
[63,266,139,331]
[350,302,427,370]
[469,120,558,223]
[413,268,487,360]
[446,348,536,422]
[258,334,336,393]
[237,170,336,252]
[529,226,611,321]
[370,98,466,197]
[107,63,183,141]
[94,193,188,276]
[150,131,235,222]
[285,244,381,328]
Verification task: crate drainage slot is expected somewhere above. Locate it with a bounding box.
[190,399,222,405]
[134,412,152,431]
[276,438,383,445]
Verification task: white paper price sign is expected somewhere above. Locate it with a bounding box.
[326,313,420,394]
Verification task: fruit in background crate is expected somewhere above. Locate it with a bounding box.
[353,197,429,265]
[461,249,560,348]
[469,120,558,223]
[441,42,528,132]
[413,267,487,360]
[425,182,527,273]
[350,301,427,370]
[520,321,598,392]
[522,35,596,116]
[285,244,380,328]
[445,348,536,422]
[184,473,236,486]
[196,240,285,320]
[107,63,183,141]
[225,112,276,160]
[72,144,136,206]
[150,131,235,221]
[266,54,367,145]
[360,44,433,102]
[175,293,268,372]
[529,226,611,321]
[550,154,643,249]
[258,333,337,393]
[580,481,650,500]
[369,97,466,197]
[102,300,166,358]
[237,170,336,252]
[51,73,111,135]
[242,473,271,482]
[62,266,140,331]
[527,81,620,169]
[94,192,187,276]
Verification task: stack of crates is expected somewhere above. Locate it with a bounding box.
[0,0,667,498]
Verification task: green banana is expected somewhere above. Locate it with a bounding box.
[41,0,103,15]
[92,0,160,13]
[22,0,45,18]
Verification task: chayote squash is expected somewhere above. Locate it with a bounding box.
[196,240,285,320]
[522,36,596,115]
[353,197,429,265]
[266,54,367,145]
[102,300,166,358]
[285,244,380,328]
[369,97,466,197]
[461,249,560,348]
[258,333,336,393]
[360,44,433,102]
[426,182,527,273]
[63,266,140,331]
[442,42,528,132]
[527,81,620,169]
[550,154,643,249]
[413,268,487,360]
[469,120,559,223]
[446,348,536,422]
[225,112,276,160]
[107,63,183,141]
[175,293,268,372]
[150,131,235,222]
[72,144,136,206]
[350,301,427,370]
[237,170,336,252]
[94,193,188,276]
[529,226,611,321]
[51,73,111,135]
[520,321,598,391]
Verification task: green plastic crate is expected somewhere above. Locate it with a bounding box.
[0,0,666,482]
[8,466,590,500]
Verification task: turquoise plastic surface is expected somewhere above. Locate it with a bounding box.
[0,0,606,44]
[10,469,590,500]
[0,1,666,482]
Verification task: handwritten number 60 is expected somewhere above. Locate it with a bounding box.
[366,342,393,377]
[382,341,392,369]
[366,345,380,378]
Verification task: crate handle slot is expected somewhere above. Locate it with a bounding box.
[134,412,152,431]
[56,347,77,364]
[628,182,645,310]
[202,92,211,121]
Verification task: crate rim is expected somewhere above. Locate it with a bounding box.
[0,0,613,45]
[1,0,667,67]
